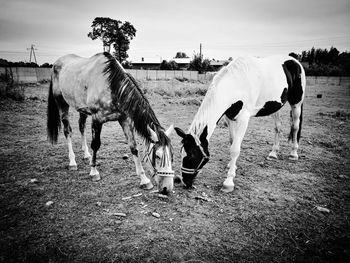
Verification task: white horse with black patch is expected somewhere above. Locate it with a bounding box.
[175,55,306,192]
[47,52,174,195]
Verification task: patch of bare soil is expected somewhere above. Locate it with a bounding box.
[0,80,349,262]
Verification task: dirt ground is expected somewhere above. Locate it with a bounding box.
[0,78,349,263]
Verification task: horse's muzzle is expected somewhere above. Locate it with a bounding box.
[157,171,174,195]
[181,171,197,189]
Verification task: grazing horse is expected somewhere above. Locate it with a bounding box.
[47,52,174,194]
[175,55,306,192]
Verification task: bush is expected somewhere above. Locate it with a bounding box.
[160,60,178,70]
[188,53,214,73]
[0,71,25,101]
[305,64,343,76]
[0,82,25,101]
[5,85,25,101]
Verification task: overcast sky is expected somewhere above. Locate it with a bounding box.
[0,0,349,64]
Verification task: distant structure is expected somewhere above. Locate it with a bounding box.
[27,44,37,64]
[131,57,191,70]
[210,59,229,71]
[131,57,162,70]
[130,56,228,71]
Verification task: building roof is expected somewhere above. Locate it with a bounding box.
[172,58,191,64]
[210,60,228,66]
[131,58,162,64]
[131,57,191,65]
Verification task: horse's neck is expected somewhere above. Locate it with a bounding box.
[189,80,233,141]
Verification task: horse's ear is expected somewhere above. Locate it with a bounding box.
[147,125,159,142]
[175,127,186,138]
[165,124,174,137]
[200,126,208,146]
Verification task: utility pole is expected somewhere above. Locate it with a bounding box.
[200,43,202,59]
[27,44,38,64]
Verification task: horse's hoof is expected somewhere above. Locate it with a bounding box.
[91,174,101,181]
[267,152,278,160]
[267,156,278,161]
[288,155,298,161]
[174,176,182,184]
[221,184,234,193]
[140,181,153,190]
[69,165,78,171]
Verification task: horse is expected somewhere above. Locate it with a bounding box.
[47,52,175,195]
[175,55,306,192]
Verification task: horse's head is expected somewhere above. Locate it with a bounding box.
[146,125,174,195]
[175,126,209,188]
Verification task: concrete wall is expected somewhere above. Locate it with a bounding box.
[306,76,350,86]
[0,67,199,83]
[1,66,350,86]
[127,69,199,80]
[199,72,350,86]
[0,67,51,83]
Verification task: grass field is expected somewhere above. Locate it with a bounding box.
[0,78,349,262]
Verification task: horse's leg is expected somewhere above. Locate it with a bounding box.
[289,103,302,160]
[79,112,92,161]
[119,118,153,190]
[89,118,102,181]
[226,116,236,168]
[222,110,250,193]
[60,106,77,170]
[267,112,282,160]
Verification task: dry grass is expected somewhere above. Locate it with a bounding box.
[0,79,349,262]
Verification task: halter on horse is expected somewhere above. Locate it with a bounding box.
[175,55,306,192]
[47,52,174,194]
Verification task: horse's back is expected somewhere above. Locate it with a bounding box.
[220,55,305,117]
[252,55,305,116]
[52,53,111,111]
[53,53,106,77]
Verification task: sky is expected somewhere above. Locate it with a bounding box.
[0,0,349,65]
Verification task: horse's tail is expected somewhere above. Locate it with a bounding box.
[288,103,303,142]
[47,77,61,144]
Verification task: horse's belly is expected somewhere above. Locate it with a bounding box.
[60,84,88,110]
[253,75,288,117]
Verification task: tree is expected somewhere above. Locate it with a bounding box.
[0,58,9,66]
[175,52,189,58]
[160,60,178,70]
[40,63,52,68]
[188,53,213,73]
[88,17,136,62]
[122,60,133,69]
[308,47,316,65]
[328,46,340,64]
[87,17,116,52]
[338,51,350,75]
[112,21,136,62]
[168,60,179,70]
[290,46,350,76]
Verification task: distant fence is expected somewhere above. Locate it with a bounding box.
[306,76,350,86]
[127,69,199,81]
[0,67,51,83]
[1,66,350,86]
[0,67,200,83]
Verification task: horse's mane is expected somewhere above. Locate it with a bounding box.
[189,57,251,138]
[212,57,251,86]
[102,52,170,148]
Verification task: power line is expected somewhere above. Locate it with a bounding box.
[27,44,37,63]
